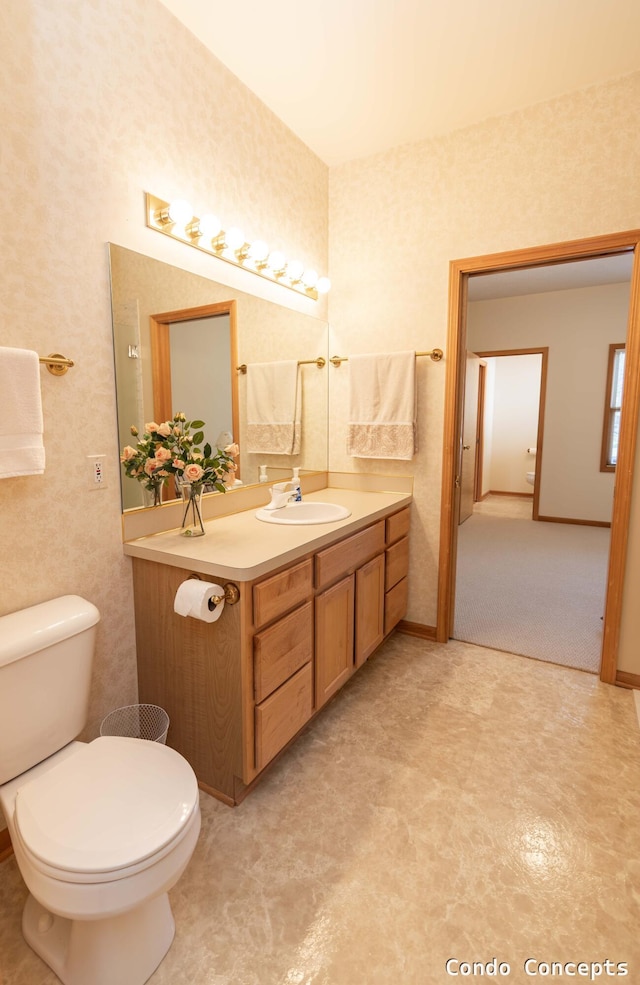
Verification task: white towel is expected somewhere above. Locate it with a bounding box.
[246,360,301,455]
[0,347,45,477]
[347,351,417,460]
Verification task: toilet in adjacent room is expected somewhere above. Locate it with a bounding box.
[0,595,201,985]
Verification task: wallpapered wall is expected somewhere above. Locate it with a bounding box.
[0,0,328,771]
[2,0,640,833]
[328,72,640,672]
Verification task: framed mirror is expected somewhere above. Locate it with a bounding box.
[109,244,329,511]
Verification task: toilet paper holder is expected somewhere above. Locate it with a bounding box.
[189,576,240,609]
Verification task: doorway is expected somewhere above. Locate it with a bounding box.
[437,230,640,684]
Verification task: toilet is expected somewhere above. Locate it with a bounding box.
[0,595,201,985]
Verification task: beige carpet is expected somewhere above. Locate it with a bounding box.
[453,513,610,673]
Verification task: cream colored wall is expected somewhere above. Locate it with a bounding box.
[0,0,328,774]
[467,284,629,522]
[329,72,640,652]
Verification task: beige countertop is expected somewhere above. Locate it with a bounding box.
[123,486,412,581]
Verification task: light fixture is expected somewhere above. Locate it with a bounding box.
[153,198,194,226]
[145,192,329,300]
[187,212,222,241]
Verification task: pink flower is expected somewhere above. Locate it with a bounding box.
[156,422,173,437]
[121,445,137,462]
[155,446,172,462]
[145,422,160,433]
[144,458,160,475]
[172,458,185,470]
[224,442,240,457]
[183,463,205,483]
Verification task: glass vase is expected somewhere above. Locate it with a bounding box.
[142,480,163,507]
[181,483,205,537]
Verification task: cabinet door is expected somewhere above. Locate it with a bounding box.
[315,575,354,709]
[355,554,385,668]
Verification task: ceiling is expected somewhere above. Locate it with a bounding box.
[467,254,634,301]
[157,0,640,167]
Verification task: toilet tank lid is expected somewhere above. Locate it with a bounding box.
[0,595,100,668]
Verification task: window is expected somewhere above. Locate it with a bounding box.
[601,343,625,472]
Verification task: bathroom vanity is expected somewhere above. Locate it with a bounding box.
[125,486,411,805]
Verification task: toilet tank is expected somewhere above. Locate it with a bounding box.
[0,595,100,785]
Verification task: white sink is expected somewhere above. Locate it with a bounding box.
[255,502,352,525]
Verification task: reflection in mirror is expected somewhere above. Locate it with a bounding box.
[109,245,329,511]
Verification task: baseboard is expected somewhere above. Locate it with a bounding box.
[615,670,640,690]
[0,828,12,863]
[488,490,534,499]
[537,514,611,528]
[397,620,437,641]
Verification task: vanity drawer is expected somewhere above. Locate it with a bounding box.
[315,521,385,591]
[253,602,313,703]
[386,507,411,546]
[253,558,313,629]
[255,662,313,771]
[384,576,408,634]
[385,536,409,592]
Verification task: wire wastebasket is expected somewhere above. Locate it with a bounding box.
[100,703,169,744]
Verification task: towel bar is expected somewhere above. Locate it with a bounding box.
[330,349,443,366]
[237,356,326,374]
[39,353,75,376]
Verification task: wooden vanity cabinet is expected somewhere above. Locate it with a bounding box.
[132,504,411,806]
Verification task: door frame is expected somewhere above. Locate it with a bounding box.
[473,348,548,520]
[436,230,640,684]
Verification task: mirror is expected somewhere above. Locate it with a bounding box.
[109,245,329,511]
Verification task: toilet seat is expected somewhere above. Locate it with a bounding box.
[14,736,198,882]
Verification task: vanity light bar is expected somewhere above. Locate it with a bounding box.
[145,193,330,301]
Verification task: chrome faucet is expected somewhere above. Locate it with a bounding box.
[263,481,298,510]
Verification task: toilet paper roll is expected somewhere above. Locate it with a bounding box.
[527,447,537,455]
[174,580,225,623]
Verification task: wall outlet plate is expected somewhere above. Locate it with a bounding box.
[87,455,107,490]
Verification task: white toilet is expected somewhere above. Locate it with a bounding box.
[0,595,201,985]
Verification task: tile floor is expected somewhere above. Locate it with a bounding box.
[1,635,639,985]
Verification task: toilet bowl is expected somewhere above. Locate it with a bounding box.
[526,471,535,486]
[0,736,200,985]
[0,595,201,985]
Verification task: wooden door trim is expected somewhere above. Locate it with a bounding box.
[473,348,548,520]
[436,230,640,686]
[149,300,240,480]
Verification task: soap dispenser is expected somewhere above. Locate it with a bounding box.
[292,467,302,501]
[259,465,268,483]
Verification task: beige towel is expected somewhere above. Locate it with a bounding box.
[246,360,301,455]
[0,347,45,477]
[347,351,417,460]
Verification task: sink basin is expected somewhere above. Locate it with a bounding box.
[255,502,352,525]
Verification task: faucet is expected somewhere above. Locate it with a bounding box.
[263,481,298,511]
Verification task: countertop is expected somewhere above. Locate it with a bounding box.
[123,486,412,581]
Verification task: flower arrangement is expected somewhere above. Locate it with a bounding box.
[121,413,239,501]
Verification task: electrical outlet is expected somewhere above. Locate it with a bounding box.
[87,455,107,490]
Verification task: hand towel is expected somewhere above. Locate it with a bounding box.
[347,351,417,460]
[246,360,301,455]
[0,347,45,477]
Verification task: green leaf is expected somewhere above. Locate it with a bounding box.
[191,420,205,428]
[193,431,204,444]
[204,443,212,458]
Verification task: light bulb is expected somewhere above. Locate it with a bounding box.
[249,240,269,263]
[226,227,246,252]
[167,199,193,225]
[198,213,222,239]
[287,260,304,283]
[317,276,331,294]
[268,251,286,273]
[302,268,318,289]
